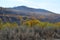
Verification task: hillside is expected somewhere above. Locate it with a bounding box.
[0,6,60,40]
[0,6,60,23]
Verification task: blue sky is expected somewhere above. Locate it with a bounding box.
[0,0,60,14]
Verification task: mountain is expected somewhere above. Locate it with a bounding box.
[13,6,51,13]
[12,6,55,15]
[0,6,60,23]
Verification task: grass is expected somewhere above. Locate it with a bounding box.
[0,25,60,40]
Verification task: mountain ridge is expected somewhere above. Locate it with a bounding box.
[0,6,60,23]
[12,6,55,13]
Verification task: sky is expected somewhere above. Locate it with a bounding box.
[0,0,60,14]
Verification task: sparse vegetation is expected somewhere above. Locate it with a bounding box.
[0,16,60,40]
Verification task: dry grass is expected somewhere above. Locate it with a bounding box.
[0,26,60,40]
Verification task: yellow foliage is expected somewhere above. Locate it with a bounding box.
[3,22,18,28]
[11,22,18,28]
[23,19,41,27]
[3,22,11,27]
[0,19,4,29]
[0,16,60,29]
[52,22,60,29]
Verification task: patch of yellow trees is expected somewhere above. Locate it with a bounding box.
[0,16,60,30]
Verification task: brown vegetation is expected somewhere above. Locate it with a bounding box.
[0,16,60,40]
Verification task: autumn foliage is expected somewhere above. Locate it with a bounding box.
[0,16,60,30]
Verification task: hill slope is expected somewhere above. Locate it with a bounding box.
[0,6,60,22]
